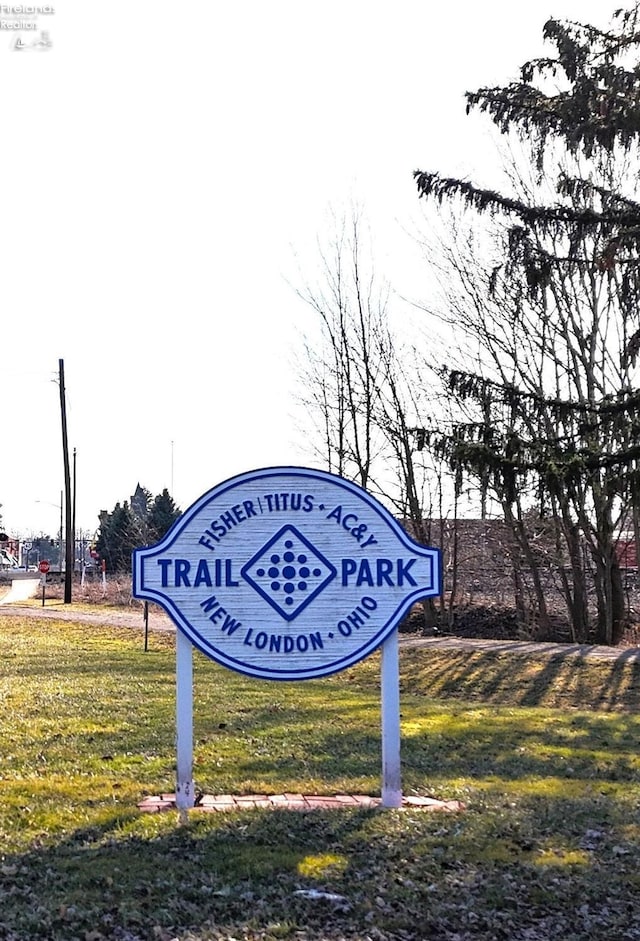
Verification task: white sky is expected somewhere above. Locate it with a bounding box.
[0,0,610,537]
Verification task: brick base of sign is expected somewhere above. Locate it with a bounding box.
[137,793,465,813]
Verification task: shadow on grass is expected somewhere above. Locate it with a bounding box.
[0,807,379,940]
[305,714,639,789]
[1,784,639,941]
[398,647,640,712]
[8,678,640,795]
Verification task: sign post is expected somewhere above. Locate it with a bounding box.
[133,467,441,808]
[381,631,402,808]
[175,629,194,815]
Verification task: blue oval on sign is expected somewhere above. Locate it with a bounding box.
[132,467,441,681]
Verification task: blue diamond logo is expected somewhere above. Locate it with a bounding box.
[241,525,337,621]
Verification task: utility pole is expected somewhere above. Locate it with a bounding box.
[72,447,77,575]
[59,359,73,604]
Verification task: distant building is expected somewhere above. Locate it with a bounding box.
[0,538,20,570]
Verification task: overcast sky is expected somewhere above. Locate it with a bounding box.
[0,0,611,537]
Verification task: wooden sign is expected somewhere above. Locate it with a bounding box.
[132,466,441,681]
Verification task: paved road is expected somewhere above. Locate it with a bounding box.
[2,602,640,663]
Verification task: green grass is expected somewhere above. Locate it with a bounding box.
[2,616,640,939]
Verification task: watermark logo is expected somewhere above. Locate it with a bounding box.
[12,29,51,50]
[1,4,54,51]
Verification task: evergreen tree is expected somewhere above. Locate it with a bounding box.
[414,5,640,644]
[148,489,181,542]
[129,483,153,545]
[95,487,181,573]
[96,501,139,573]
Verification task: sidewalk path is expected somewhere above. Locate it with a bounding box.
[2,602,640,663]
[401,634,640,663]
[0,577,41,604]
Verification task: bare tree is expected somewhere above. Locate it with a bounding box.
[294,208,390,490]
[295,209,460,633]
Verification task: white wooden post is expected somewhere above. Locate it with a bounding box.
[380,628,402,808]
[175,629,195,811]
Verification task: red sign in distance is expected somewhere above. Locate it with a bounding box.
[39,560,50,574]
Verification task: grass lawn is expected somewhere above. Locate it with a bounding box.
[1,616,640,940]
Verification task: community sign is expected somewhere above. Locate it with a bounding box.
[132,466,441,680]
